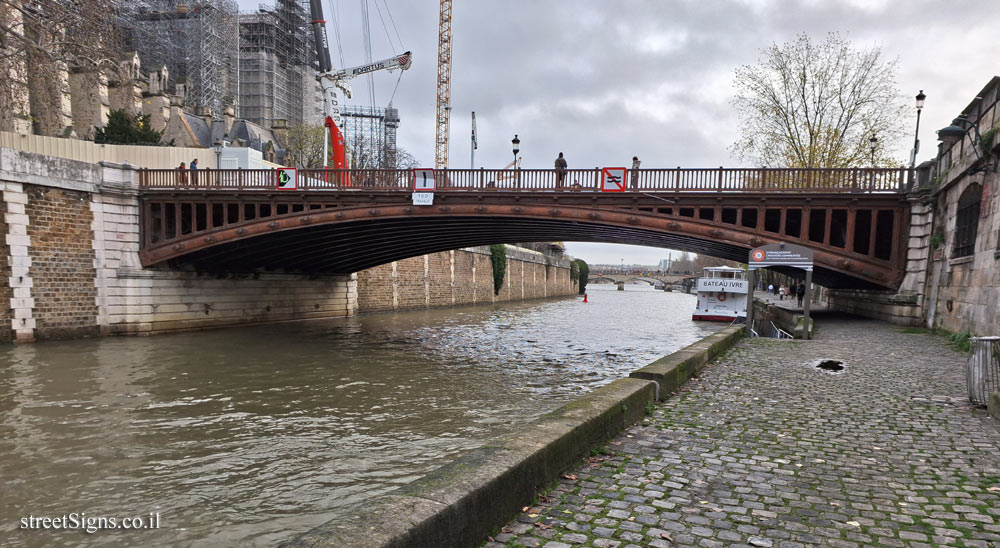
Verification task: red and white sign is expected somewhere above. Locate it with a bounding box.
[413,168,435,191]
[751,249,765,262]
[276,167,297,190]
[601,167,627,192]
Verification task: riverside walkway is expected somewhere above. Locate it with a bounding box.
[485,315,1000,548]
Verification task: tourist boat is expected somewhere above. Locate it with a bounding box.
[692,266,749,322]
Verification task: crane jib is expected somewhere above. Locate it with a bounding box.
[347,61,391,77]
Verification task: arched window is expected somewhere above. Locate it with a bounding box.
[953,183,982,258]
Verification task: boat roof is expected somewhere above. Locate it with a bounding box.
[704,266,745,272]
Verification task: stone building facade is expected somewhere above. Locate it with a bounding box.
[921,76,1000,335]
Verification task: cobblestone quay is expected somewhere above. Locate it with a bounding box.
[487,315,1000,548]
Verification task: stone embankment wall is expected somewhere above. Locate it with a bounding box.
[356,246,575,312]
[0,148,355,342]
[0,148,575,343]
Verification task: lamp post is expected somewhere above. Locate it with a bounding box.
[511,134,520,188]
[213,140,223,168]
[937,115,999,173]
[911,90,926,169]
[869,134,878,167]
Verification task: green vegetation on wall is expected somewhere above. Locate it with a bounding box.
[572,259,589,294]
[490,244,507,295]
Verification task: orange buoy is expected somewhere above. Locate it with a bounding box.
[583,293,588,303]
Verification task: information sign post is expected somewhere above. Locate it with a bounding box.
[746,242,815,339]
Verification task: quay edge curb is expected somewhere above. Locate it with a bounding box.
[629,326,744,398]
[989,391,1000,420]
[277,325,745,548]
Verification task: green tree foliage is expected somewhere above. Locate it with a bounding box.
[573,259,589,294]
[490,244,507,296]
[731,33,907,168]
[94,110,165,145]
[284,124,326,168]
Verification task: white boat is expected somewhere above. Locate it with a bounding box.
[692,266,749,322]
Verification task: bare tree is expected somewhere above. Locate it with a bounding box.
[284,122,420,169]
[731,33,907,168]
[0,0,128,74]
[0,0,133,132]
[345,129,419,169]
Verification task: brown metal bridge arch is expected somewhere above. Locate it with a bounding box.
[137,167,911,289]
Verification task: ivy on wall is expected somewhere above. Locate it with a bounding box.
[490,244,507,295]
[572,259,589,294]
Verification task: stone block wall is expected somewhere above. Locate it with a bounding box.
[356,246,577,312]
[0,149,357,342]
[924,172,1000,335]
[0,197,10,342]
[24,184,99,339]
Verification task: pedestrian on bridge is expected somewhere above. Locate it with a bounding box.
[796,282,806,307]
[554,152,567,188]
[190,158,199,185]
[631,156,640,189]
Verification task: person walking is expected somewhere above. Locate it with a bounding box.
[778,284,785,300]
[796,282,806,307]
[767,283,774,298]
[554,152,567,188]
[630,156,640,189]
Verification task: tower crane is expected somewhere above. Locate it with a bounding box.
[434,0,452,169]
[309,0,412,170]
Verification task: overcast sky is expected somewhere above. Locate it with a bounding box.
[239,0,998,265]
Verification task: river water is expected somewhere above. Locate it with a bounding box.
[0,284,720,547]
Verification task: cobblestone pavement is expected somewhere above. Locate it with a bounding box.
[484,315,1000,548]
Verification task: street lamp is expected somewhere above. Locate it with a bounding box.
[869,134,878,167]
[511,134,520,167]
[938,115,998,173]
[213,140,224,168]
[911,90,926,169]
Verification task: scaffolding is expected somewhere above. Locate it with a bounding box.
[340,105,400,169]
[117,1,240,115]
[238,1,320,127]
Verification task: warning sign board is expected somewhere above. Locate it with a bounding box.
[276,168,297,190]
[413,168,435,191]
[601,167,627,192]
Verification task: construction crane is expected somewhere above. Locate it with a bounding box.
[434,0,452,169]
[309,0,413,170]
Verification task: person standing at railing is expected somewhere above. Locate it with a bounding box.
[631,156,641,189]
[190,158,199,185]
[177,162,188,185]
[554,152,567,188]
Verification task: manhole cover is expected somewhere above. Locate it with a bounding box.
[814,359,845,373]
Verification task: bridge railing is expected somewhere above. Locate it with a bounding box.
[138,167,909,192]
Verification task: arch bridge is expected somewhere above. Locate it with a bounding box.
[137,166,911,289]
[589,274,688,286]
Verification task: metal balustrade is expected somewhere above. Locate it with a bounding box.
[139,167,910,193]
